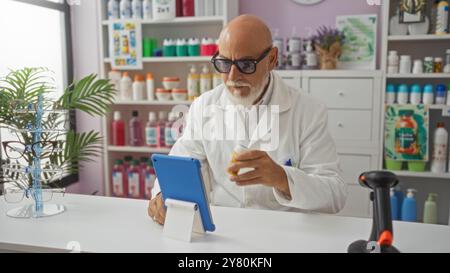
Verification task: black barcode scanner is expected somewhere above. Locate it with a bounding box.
[347,171,401,253]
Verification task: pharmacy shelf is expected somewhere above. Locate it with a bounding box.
[386,170,450,180]
[386,73,450,79]
[104,56,212,63]
[107,146,171,154]
[388,34,450,41]
[113,100,192,106]
[102,16,224,26]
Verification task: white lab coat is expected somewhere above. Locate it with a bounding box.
[152,71,347,214]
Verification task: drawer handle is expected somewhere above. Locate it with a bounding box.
[338,91,345,97]
[337,122,344,128]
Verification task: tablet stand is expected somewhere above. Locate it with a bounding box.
[163,198,205,242]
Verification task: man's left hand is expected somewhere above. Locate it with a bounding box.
[227,150,291,199]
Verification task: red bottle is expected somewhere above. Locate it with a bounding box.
[112,159,127,197]
[182,0,194,17]
[176,0,183,17]
[144,160,156,200]
[111,111,125,146]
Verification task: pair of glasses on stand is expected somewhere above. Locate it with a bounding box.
[2,141,61,159]
[2,187,66,204]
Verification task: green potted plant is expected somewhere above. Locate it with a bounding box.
[311,26,346,70]
[0,67,116,190]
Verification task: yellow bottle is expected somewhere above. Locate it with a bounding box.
[228,144,249,176]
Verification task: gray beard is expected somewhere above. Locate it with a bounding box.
[225,76,269,107]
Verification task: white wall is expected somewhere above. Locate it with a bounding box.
[67,0,104,195]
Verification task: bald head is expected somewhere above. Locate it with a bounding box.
[218,15,273,56]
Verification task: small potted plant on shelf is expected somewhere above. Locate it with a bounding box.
[311,26,346,70]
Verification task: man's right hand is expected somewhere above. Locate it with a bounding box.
[147,193,166,225]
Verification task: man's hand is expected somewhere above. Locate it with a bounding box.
[227,150,291,199]
[147,193,166,225]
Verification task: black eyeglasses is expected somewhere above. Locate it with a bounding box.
[2,141,59,160]
[211,47,273,75]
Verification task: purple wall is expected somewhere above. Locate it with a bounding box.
[239,0,382,67]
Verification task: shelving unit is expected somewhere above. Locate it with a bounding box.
[104,56,212,63]
[97,0,238,197]
[387,170,450,180]
[381,0,450,180]
[388,34,450,41]
[386,73,450,79]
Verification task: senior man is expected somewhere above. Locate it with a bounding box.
[148,15,347,225]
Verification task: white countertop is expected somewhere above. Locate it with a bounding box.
[1,194,449,253]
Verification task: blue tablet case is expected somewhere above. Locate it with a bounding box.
[151,154,216,232]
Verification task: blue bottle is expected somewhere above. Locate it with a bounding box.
[390,188,399,220]
[401,189,417,222]
[394,186,404,218]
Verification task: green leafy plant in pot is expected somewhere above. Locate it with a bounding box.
[0,67,116,192]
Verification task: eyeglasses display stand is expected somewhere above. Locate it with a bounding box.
[3,95,66,218]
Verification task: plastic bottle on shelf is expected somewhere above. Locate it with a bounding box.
[153,0,176,20]
[436,0,449,35]
[447,84,450,105]
[146,73,155,101]
[120,0,132,19]
[108,0,120,20]
[108,69,121,100]
[424,193,438,224]
[165,112,177,148]
[128,160,143,199]
[120,72,133,100]
[272,29,284,69]
[144,160,156,200]
[436,84,447,104]
[424,57,435,73]
[386,84,397,104]
[412,59,424,74]
[431,0,440,34]
[145,112,158,147]
[194,0,205,17]
[387,51,399,74]
[129,111,144,146]
[401,189,418,222]
[132,74,146,101]
[431,122,448,173]
[434,57,444,73]
[410,84,422,105]
[399,55,412,74]
[182,0,194,16]
[200,65,212,94]
[112,159,126,197]
[112,111,125,146]
[397,84,409,105]
[143,0,153,19]
[390,188,399,221]
[131,0,143,19]
[423,84,435,105]
[204,0,214,16]
[187,65,200,101]
[444,49,450,73]
[304,40,318,70]
[157,111,168,148]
